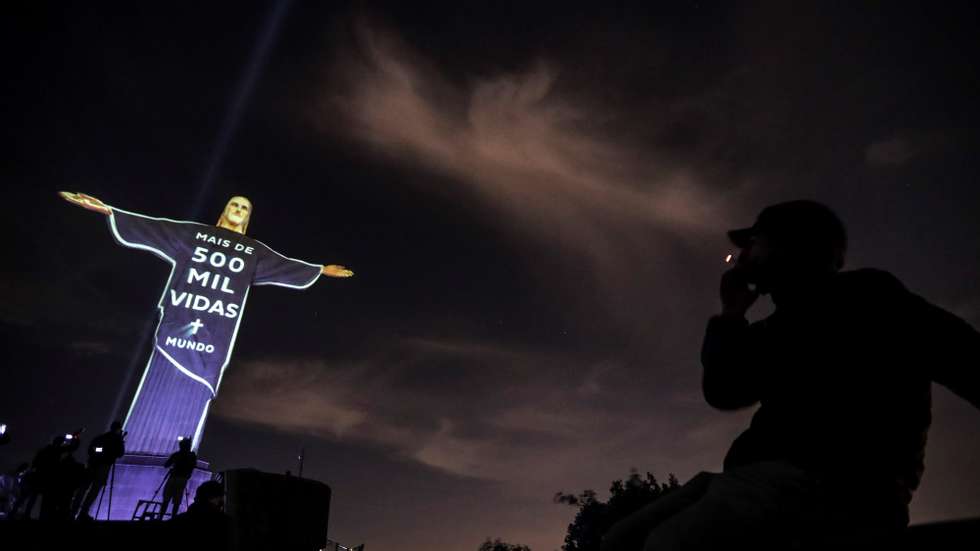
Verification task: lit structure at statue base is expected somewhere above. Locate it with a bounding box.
[84,455,212,520]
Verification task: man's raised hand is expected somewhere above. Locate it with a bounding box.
[59,191,111,215]
[322,264,354,278]
[720,266,759,319]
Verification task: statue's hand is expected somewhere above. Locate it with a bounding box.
[322,264,354,278]
[59,191,111,215]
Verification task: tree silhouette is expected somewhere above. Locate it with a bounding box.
[555,469,680,551]
[478,537,532,551]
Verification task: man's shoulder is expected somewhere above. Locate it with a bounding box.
[835,268,908,295]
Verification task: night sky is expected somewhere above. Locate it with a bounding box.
[3,2,980,549]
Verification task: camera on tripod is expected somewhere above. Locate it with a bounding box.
[61,431,83,448]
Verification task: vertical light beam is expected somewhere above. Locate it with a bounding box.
[191,0,294,218]
[110,0,294,427]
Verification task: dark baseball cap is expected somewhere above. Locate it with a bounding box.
[728,200,847,256]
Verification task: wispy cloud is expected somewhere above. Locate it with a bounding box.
[213,336,745,496]
[334,26,728,229]
[269,20,755,493]
[311,24,738,327]
[865,131,950,167]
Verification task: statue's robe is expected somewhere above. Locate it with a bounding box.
[107,207,322,454]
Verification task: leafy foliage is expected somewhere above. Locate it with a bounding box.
[555,469,680,551]
[477,537,532,551]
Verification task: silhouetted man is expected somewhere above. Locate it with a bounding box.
[161,438,198,518]
[603,200,979,550]
[9,437,62,519]
[37,434,83,520]
[171,480,232,551]
[0,463,28,518]
[75,421,125,520]
[45,441,85,521]
[18,435,67,519]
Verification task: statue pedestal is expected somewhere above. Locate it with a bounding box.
[87,454,212,521]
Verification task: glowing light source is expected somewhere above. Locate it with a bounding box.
[725,253,734,263]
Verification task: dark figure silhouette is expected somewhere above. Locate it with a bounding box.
[171,480,232,551]
[36,434,83,520]
[0,463,28,518]
[603,200,980,550]
[12,436,67,519]
[43,444,85,521]
[10,440,52,519]
[161,438,198,518]
[74,421,125,520]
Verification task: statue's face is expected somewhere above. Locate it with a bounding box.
[220,196,252,231]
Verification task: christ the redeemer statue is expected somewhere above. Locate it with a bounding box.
[60,192,353,455]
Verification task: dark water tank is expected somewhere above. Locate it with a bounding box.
[223,468,331,551]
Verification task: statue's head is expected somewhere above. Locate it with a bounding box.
[216,196,252,234]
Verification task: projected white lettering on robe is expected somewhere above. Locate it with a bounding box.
[60,192,353,455]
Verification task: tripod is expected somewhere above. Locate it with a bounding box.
[93,461,117,520]
[151,469,171,503]
[151,470,174,520]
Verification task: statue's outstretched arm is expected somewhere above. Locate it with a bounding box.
[321,264,354,278]
[59,191,111,215]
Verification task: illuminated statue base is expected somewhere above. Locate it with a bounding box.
[85,454,212,521]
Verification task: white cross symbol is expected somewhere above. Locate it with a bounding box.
[189,319,204,335]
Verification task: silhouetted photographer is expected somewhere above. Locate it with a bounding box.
[9,436,60,519]
[9,432,85,519]
[47,436,85,521]
[161,437,198,518]
[0,463,28,518]
[603,200,980,550]
[171,480,232,551]
[74,421,125,520]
